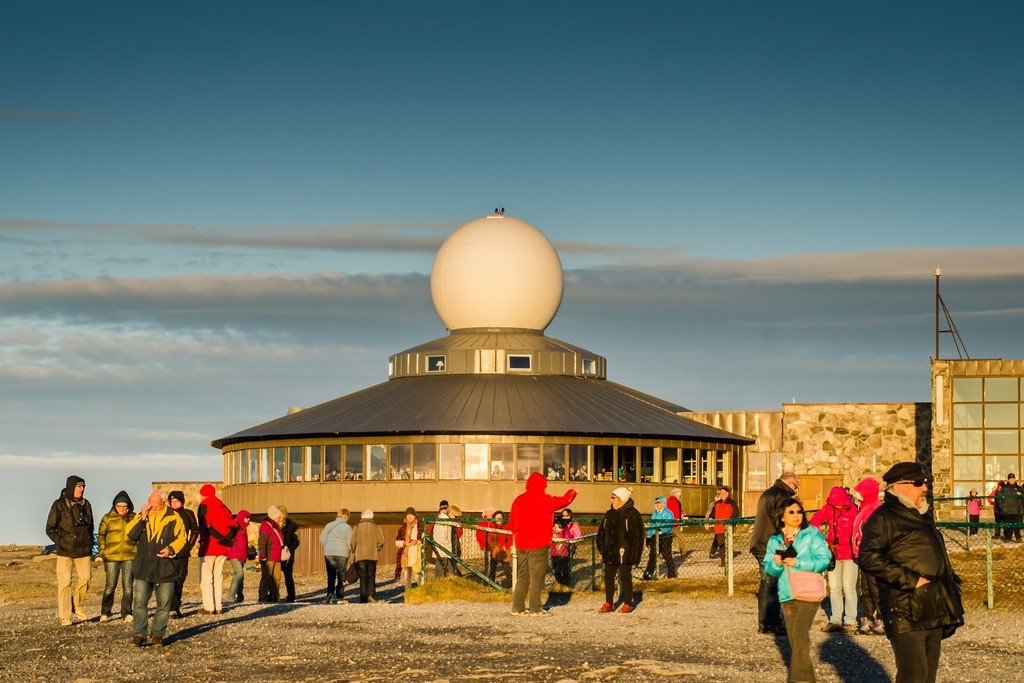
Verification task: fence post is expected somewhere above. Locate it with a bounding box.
[726,523,734,597]
[591,535,597,591]
[985,528,994,610]
[511,545,518,595]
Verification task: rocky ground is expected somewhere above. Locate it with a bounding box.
[2,545,1023,682]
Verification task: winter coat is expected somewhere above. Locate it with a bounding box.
[174,507,199,558]
[475,518,495,549]
[395,520,422,571]
[704,497,738,535]
[319,517,353,558]
[966,496,982,517]
[258,518,284,562]
[550,521,581,558]
[509,472,578,551]
[749,478,797,560]
[127,506,187,583]
[859,492,965,638]
[226,510,251,561]
[763,526,832,603]
[852,477,882,559]
[431,512,454,552]
[98,491,138,562]
[999,482,1024,516]
[488,522,513,562]
[281,518,300,560]
[197,494,236,557]
[988,483,1004,512]
[596,499,645,566]
[666,495,683,520]
[810,487,857,561]
[44,475,95,559]
[646,496,675,538]
[350,519,385,563]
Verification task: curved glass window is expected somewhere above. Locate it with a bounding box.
[490,444,513,479]
[389,444,411,480]
[413,443,436,479]
[517,444,540,480]
[324,446,342,481]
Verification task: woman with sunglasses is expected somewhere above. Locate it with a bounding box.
[764,497,832,683]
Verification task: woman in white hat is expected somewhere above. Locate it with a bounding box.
[596,487,645,613]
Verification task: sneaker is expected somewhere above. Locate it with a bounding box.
[150,635,164,647]
[857,617,872,635]
[842,623,857,634]
[60,619,72,627]
[198,609,214,615]
[99,615,110,623]
[132,635,146,647]
[619,603,633,614]
[72,611,89,622]
[871,619,886,635]
[598,602,615,613]
[821,623,844,633]
[124,615,133,623]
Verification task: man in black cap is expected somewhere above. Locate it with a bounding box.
[998,473,1023,542]
[859,461,964,683]
[167,490,198,618]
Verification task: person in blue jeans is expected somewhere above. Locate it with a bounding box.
[97,491,137,622]
[749,472,799,634]
[125,490,186,647]
[318,509,352,604]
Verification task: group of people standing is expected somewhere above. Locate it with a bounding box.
[751,464,965,683]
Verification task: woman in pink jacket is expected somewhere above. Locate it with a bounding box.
[810,486,858,632]
[851,477,885,635]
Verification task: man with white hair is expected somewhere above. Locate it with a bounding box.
[665,487,685,559]
[349,509,385,603]
[125,490,186,647]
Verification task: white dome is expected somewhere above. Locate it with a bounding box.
[431,215,563,331]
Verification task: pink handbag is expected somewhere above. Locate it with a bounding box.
[786,565,826,602]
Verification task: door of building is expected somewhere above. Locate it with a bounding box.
[798,475,843,513]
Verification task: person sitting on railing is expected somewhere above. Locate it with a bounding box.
[551,508,581,587]
[642,496,676,580]
[488,511,513,588]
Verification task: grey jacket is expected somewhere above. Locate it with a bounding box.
[319,517,352,557]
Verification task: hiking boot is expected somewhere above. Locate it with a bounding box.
[150,635,164,647]
[618,603,633,614]
[99,615,110,623]
[198,609,214,615]
[598,602,615,613]
[132,635,146,647]
[821,623,844,633]
[857,617,872,635]
[72,611,89,622]
[60,619,72,627]
[842,623,857,634]
[871,619,886,635]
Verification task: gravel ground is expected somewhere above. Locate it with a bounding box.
[2,551,1023,682]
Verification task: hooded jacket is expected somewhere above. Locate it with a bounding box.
[763,526,832,603]
[749,478,797,560]
[127,504,187,583]
[646,496,675,538]
[45,475,94,558]
[197,485,237,557]
[227,510,251,562]
[550,518,581,558]
[851,477,882,558]
[596,498,645,565]
[98,491,138,562]
[809,487,858,561]
[509,472,578,551]
[859,492,965,637]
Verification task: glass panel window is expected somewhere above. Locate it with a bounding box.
[954,430,982,455]
[248,449,258,483]
[953,378,982,402]
[427,355,446,372]
[682,448,698,484]
[465,444,488,480]
[236,452,245,485]
[324,446,342,481]
[439,443,462,480]
[413,443,436,479]
[582,358,597,376]
[640,447,656,483]
[272,447,285,482]
[746,452,767,490]
[952,481,983,503]
[345,445,363,480]
[662,447,679,484]
[985,430,1018,455]
[617,446,637,482]
[569,445,589,481]
[259,449,270,483]
[986,456,1020,481]
[953,455,983,480]
[490,444,514,479]
[508,354,532,371]
[517,444,540,480]
[769,452,784,481]
[700,450,715,485]
[306,446,321,482]
[543,444,566,480]
[953,404,983,429]
[985,377,1018,402]
[389,444,411,479]
[985,403,1019,429]
[715,451,730,485]
[287,446,303,481]
[367,445,387,480]
[594,445,614,481]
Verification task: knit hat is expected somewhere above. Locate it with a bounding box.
[882,462,926,485]
[199,484,216,498]
[167,490,185,505]
[362,509,374,520]
[612,487,632,502]
[267,505,282,519]
[278,505,289,519]
[404,506,417,517]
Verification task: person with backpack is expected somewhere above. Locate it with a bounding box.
[196,484,237,614]
[810,486,859,632]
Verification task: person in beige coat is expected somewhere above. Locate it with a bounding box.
[349,509,385,603]
[395,507,422,596]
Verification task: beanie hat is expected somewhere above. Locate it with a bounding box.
[362,509,374,520]
[167,490,185,505]
[199,484,216,498]
[267,505,282,519]
[405,506,417,517]
[278,505,289,518]
[612,487,632,502]
[882,462,926,485]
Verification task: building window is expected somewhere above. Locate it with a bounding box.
[287,446,303,482]
[617,446,637,482]
[259,449,270,483]
[640,447,656,483]
[345,445,363,480]
[248,449,258,484]
[508,354,532,371]
[517,444,540,480]
[388,360,395,377]
[235,451,245,485]
[427,355,446,372]
[582,358,597,376]
[490,444,514,479]
[439,443,462,480]
[950,376,1023,505]
[413,443,436,479]
[273,447,285,483]
[465,444,488,480]
[681,448,698,484]
[306,446,321,482]
[569,445,589,481]
[389,444,411,479]
[662,447,679,484]
[594,445,614,481]
[367,445,387,480]
[746,452,767,490]
[715,451,730,486]
[324,446,342,481]
[701,450,716,485]
[543,444,566,480]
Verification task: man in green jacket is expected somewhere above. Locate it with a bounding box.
[98,491,137,622]
[126,490,186,647]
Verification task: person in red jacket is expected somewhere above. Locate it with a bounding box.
[703,487,737,564]
[475,505,497,577]
[508,472,577,615]
[810,486,858,632]
[197,484,237,615]
[851,476,885,635]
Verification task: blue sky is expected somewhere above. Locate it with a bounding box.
[2,2,1023,542]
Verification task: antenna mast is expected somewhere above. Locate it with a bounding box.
[934,267,970,360]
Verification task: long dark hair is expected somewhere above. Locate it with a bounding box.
[773,497,808,533]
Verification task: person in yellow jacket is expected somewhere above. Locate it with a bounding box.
[97,490,138,622]
[125,490,186,647]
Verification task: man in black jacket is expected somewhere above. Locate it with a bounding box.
[45,475,94,626]
[127,490,186,647]
[749,471,798,634]
[860,462,964,683]
[167,490,199,617]
[998,473,1023,542]
[278,505,301,602]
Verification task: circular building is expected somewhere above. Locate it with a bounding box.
[213,214,752,525]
